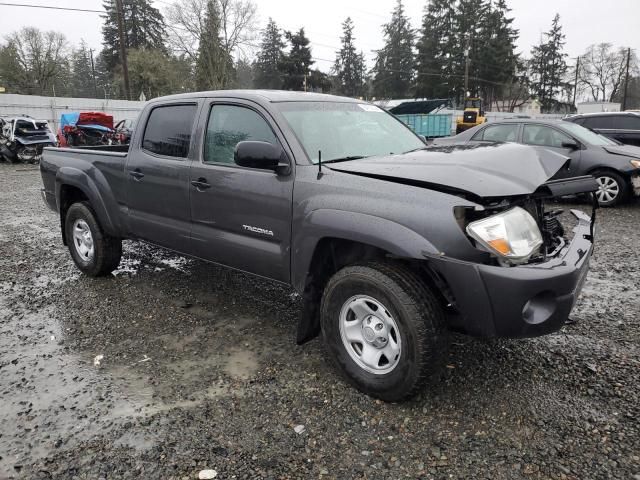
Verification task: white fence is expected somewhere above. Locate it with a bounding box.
[0,94,145,132]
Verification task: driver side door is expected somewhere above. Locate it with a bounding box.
[189,100,294,282]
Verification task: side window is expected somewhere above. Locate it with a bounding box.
[582,116,612,129]
[142,104,197,158]
[523,125,572,148]
[611,115,640,130]
[204,105,278,165]
[473,124,519,142]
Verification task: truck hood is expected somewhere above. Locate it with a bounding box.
[327,143,570,198]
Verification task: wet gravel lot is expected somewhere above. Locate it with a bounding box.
[1,163,639,480]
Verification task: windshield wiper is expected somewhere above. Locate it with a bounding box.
[322,155,368,164]
[402,146,429,154]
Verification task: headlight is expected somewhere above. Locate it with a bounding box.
[466,207,543,264]
[630,159,640,169]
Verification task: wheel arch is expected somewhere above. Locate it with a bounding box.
[56,167,121,244]
[292,209,442,344]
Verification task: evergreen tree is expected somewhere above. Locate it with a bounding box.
[332,17,366,97]
[475,0,519,106]
[123,48,193,98]
[452,0,490,103]
[415,0,456,99]
[195,0,233,90]
[70,41,97,97]
[233,58,254,89]
[308,68,332,93]
[372,0,414,99]
[254,19,285,89]
[101,0,167,72]
[530,14,568,112]
[282,28,313,91]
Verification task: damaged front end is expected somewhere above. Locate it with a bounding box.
[430,177,597,339]
[454,175,598,268]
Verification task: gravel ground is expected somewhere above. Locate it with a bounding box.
[1,163,639,480]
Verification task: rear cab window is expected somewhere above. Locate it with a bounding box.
[142,104,198,158]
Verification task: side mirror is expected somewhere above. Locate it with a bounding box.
[234,141,289,174]
[561,140,580,150]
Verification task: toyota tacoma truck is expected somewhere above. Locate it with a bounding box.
[40,90,597,401]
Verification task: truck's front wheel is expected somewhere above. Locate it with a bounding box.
[65,202,122,276]
[320,262,448,402]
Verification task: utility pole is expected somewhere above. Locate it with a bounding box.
[622,47,631,111]
[572,56,580,110]
[89,49,98,99]
[115,0,130,100]
[464,44,470,99]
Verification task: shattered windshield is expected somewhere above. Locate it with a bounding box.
[277,101,425,164]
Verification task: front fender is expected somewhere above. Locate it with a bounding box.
[291,208,438,292]
[55,166,121,236]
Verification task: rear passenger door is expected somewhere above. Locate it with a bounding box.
[521,124,580,179]
[188,100,294,282]
[125,102,198,253]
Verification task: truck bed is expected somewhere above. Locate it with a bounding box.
[40,146,130,235]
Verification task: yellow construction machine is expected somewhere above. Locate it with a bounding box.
[456,97,487,134]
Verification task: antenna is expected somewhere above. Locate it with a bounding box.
[318,150,322,176]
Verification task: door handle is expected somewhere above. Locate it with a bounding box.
[129,169,144,180]
[191,177,211,190]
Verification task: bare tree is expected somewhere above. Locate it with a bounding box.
[578,43,637,102]
[164,0,257,62]
[4,27,68,94]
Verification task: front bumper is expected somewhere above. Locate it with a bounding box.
[427,209,593,338]
[631,173,640,197]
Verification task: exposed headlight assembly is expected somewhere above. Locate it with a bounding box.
[466,207,543,265]
[630,159,640,169]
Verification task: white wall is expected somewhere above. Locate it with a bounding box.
[0,94,145,132]
[577,102,621,114]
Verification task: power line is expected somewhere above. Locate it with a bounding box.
[0,2,103,13]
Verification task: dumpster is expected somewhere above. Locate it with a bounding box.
[395,113,453,138]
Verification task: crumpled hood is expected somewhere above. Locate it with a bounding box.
[327,143,570,198]
[603,144,640,159]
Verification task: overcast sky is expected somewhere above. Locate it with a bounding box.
[0,0,638,72]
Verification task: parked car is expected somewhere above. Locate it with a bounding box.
[564,111,640,147]
[40,91,597,401]
[435,119,640,207]
[0,115,56,163]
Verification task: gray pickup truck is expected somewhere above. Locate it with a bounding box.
[41,90,597,401]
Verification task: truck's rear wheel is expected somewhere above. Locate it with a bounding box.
[320,262,448,402]
[64,202,122,276]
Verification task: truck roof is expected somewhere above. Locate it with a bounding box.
[148,89,363,104]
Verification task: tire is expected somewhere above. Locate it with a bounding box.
[592,170,628,207]
[320,262,448,402]
[64,201,122,276]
